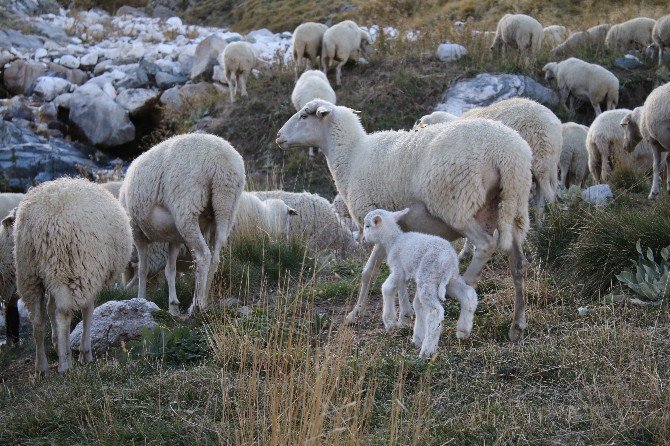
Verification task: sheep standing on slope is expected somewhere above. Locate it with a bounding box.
[605,17,656,52]
[587,24,612,44]
[0,193,23,345]
[560,123,590,188]
[291,70,336,157]
[276,100,532,340]
[10,178,132,373]
[621,82,670,199]
[651,15,670,67]
[321,20,372,86]
[220,41,261,103]
[543,25,567,47]
[119,133,245,316]
[491,14,543,63]
[363,208,478,358]
[543,57,619,116]
[292,22,329,78]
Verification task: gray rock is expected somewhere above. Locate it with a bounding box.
[3,60,47,96]
[0,29,44,51]
[33,76,73,101]
[115,88,160,115]
[159,82,216,111]
[435,73,559,115]
[80,52,99,68]
[155,71,188,88]
[70,298,160,354]
[139,57,160,77]
[37,101,57,123]
[47,62,88,85]
[615,54,642,70]
[189,34,227,81]
[582,184,613,205]
[0,50,17,68]
[114,66,149,89]
[436,43,467,62]
[4,0,59,17]
[116,5,148,18]
[152,5,176,21]
[30,22,68,44]
[2,96,34,121]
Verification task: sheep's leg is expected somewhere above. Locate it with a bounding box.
[590,153,602,184]
[568,94,575,115]
[321,55,329,74]
[600,152,611,182]
[411,290,426,348]
[31,294,48,375]
[55,304,73,373]
[396,279,414,328]
[507,235,528,342]
[239,73,248,97]
[458,238,473,261]
[181,224,212,315]
[79,304,94,364]
[665,153,670,193]
[165,242,182,316]
[446,277,478,340]
[559,163,569,188]
[5,293,19,346]
[345,244,386,324]
[133,230,150,301]
[461,222,496,286]
[380,274,400,330]
[649,141,662,199]
[204,220,230,309]
[534,185,546,225]
[228,73,236,103]
[591,101,602,117]
[417,285,445,359]
[48,292,57,349]
[335,60,346,86]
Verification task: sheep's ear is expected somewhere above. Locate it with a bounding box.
[1,209,16,229]
[392,208,410,222]
[287,207,298,216]
[351,109,362,115]
[316,106,331,118]
[620,116,630,126]
[372,215,382,226]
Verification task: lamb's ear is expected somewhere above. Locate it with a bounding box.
[351,109,362,115]
[620,116,630,126]
[372,215,382,226]
[1,208,16,229]
[392,208,410,222]
[287,207,298,216]
[316,106,331,118]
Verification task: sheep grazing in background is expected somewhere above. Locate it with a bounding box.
[291,70,336,157]
[651,15,670,67]
[363,208,478,358]
[491,14,543,63]
[605,17,656,52]
[219,41,261,102]
[587,24,612,44]
[621,82,670,199]
[119,133,245,316]
[292,22,329,78]
[9,178,132,373]
[276,100,532,340]
[100,180,123,198]
[543,57,619,116]
[543,25,567,47]
[550,25,611,59]
[321,20,372,86]
[412,110,457,130]
[560,123,590,188]
[0,193,24,344]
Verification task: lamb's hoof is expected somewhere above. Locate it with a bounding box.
[456,329,471,340]
[344,310,359,325]
[418,347,436,359]
[169,303,181,316]
[648,191,660,200]
[396,315,413,328]
[508,323,526,342]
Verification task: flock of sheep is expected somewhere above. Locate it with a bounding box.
[1,12,670,373]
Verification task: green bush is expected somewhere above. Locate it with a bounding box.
[128,325,210,365]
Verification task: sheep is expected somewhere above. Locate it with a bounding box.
[587,24,611,43]
[292,22,329,78]
[321,20,373,86]
[550,25,611,58]
[10,178,132,373]
[543,57,619,117]
[621,82,670,199]
[543,25,567,47]
[331,193,359,238]
[362,208,478,357]
[100,180,123,198]
[291,70,336,157]
[461,98,563,222]
[559,123,590,188]
[605,17,656,52]
[276,99,533,340]
[219,41,260,103]
[651,15,670,67]
[119,133,245,316]
[412,111,457,130]
[0,193,23,346]
[490,14,544,63]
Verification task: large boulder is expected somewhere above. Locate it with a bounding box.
[68,84,135,148]
[33,76,73,101]
[155,71,188,88]
[47,62,88,85]
[116,5,148,18]
[159,82,217,111]
[189,34,227,81]
[3,60,47,96]
[70,298,160,354]
[115,88,160,115]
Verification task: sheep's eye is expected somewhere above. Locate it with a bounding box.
[299,114,307,120]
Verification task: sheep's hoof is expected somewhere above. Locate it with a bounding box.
[508,323,525,342]
[168,303,181,316]
[648,191,660,200]
[411,336,423,348]
[396,314,414,328]
[456,329,471,340]
[344,310,359,325]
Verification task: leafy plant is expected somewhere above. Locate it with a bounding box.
[613,240,670,302]
[128,325,210,364]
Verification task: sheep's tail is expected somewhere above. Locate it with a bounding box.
[496,147,532,251]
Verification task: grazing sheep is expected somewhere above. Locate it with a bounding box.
[219,41,260,102]
[605,17,656,52]
[291,70,336,157]
[276,99,532,340]
[651,15,670,66]
[550,25,611,58]
[100,180,123,199]
[543,57,619,116]
[559,123,590,188]
[119,133,245,316]
[11,178,132,373]
[321,20,372,86]
[587,109,640,183]
[621,82,670,198]
[413,111,457,130]
[587,24,612,43]
[292,22,329,78]
[363,208,478,357]
[462,98,563,222]
[0,193,23,345]
[491,14,544,62]
[543,25,567,47]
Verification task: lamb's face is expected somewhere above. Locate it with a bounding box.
[621,108,643,153]
[362,210,387,244]
[276,100,334,151]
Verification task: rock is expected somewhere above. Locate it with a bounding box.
[3,60,47,96]
[114,66,149,89]
[582,184,613,205]
[46,62,88,85]
[3,96,34,121]
[166,16,182,29]
[102,82,117,99]
[615,54,642,70]
[152,5,176,21]
[116,5,148,18]
[70,298,160,354]
[139,57,160,77]
[0,29,44,51]
[80,52,99,68]
[0,50,17,68]
[68,85,135,148]
[37,102,57,123]
[212,65,227,83]
[159,82,216,111]
[34,48,48,60]
[93,59,115,75]
[115,88,159,115]
[436,43,467,62]
[159,86,180,110]
[53,93,72,110]
[189,34,227,81]
[33,76,73,101]
[5,0,59,17]
[155,71,188,88]
[435,73,559,115]
[31,22,68,45]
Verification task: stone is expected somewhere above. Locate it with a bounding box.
[31,22,68,44]
[33,76,73,101]
[80,52,99,67]
[115,88,159,115]
[614,54,642,70]
[34,48,48,60]
[165,16,182,29]
[70,298,160,354]
[47,62,88,85]
[189,34,227,81]
[116,5,148,18]
[159,82,216,111]
[436,43,467,62]
[3,96,34,121]
[3,60,47,96]
[114,66,150,89]
[59,54,80,69]
[0,29,44,51]
[37,102,57,123]
[582,184,613,205]
[152,5,176,21]
[155,71,188,88]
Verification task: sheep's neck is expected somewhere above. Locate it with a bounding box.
[322,114,366,205]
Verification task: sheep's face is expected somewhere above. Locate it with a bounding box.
[542,64,556,81]
[264,199,298,239]
[621,108,643,152]
[276,100,334,151]
[362,208,409,244]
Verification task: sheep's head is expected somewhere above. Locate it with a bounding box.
[264,198,298,240]
[362,208,409,244]
[542,63,557,81]
[621,107,643,152]
[360,31,373,56]
[276,99,337,151]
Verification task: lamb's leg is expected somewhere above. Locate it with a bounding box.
[649,141,662,199]
[411,290,426,348]
[165,242,182,316]
[133,230,150,301]
[417,285,444,359]
[55,305,73,373]
[446,277,478,340]
[31,293,48,375]
[380,274,400,330]
[396,279,414,328]
[591,101,602,117]
[239,73,248,97]
[507,235,528,342]
[345,244,386,324]
[461,222,496,285]
[79,304,94,364]
[48,292,57,349]
[180,221,212,315]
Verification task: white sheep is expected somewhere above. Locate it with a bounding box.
[550,25,610,58]
[119,133,245,316]
[587,24,612,43]
[543,57,619,116]
[11,178,132,373]
[0,193,23,345]
[100,180,123,198]
[219,41,260,102]
[276,99,532,340]
[605,17,656,52]
[651,15,670,67]
[543,25,567,47]
[621,82,670,199]
[362,208,478,358]
[490,14,543,62]
[559,123,590,188]
[412,111,457,130]
[291,69,336,157]
[331,193,359,239]
[321,20,372,86]
[292,22,329,78]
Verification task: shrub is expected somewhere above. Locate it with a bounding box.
[128,325,210,365]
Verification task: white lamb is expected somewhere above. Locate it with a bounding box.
[119,133,245,316]
[412,111,457,130]
[543,25,567,47]
[11,178,132,373]
[321,20,372,86]
[651,15,670,67]
[621,82,670,199]
[543,57,619,116]
[292,22,329,78]
[605,17,656,52]
[219,41,261,103]
[490,14,544,63]
[362,208,478,358]
[276,100,532,340]
[559,123,590,188]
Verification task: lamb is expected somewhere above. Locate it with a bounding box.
[362,208,478,358]
[651,15,670,67]
[490,14,544,63]
[543,25,567,47]
[276,99,532,340]
[559,123,590,188]
[621,82,670,199]
[543,57,619,116]
[292,22,329,78]
[119,133,245,316]
[321,20,373,86]
[219,41,261,102]
[587,108,642,183]
[291,70,336,157]
[10,178,132,373]
[605,17,656,52]
[412,111,457,130]
[0,193,23,346]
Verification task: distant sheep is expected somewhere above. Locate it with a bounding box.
[321,20,372,86]
[292,22,329,78]
[550,25,611,57]
[291,69,336,156]
[100,180,123,198]
[413,111,457,130]
[605,17,656,52]
[12,178,132,373]
[587,109,639,183]
[559,123,590,188]
[219,41,261,102]
[587,24,611,43]
[651,15,670,66]
[491,14,543,62]
[543,25,567,47]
